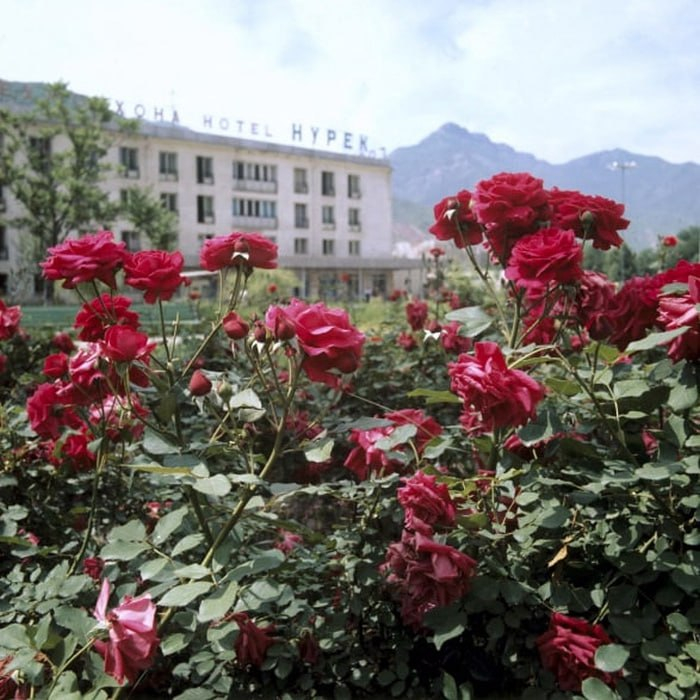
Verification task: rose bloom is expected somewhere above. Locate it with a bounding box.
[74,294,141,342]
[232,612,276,667]
[405,298,429,332]
[537,612,619,692]
[276,299,365,388]
[429,190,483,248]
[222,311,249,340]
[0,299,22,341]
[662,235,678,247]
[344,408,443,481]
[440,321,472,355]
[41,230,128,289]
[83,557,105,581]
[93,578,159,686]
[448,342,545,435]
[42,352,69,379]
[89,394,148,443]
[382,530,477,630]
[472,173,550,260]
[123,249,190,303]
[200,231,278,271]
[52,331,75,353]
[574,270,617,339]
[298,630,321,665]
[275,529,303,555]
[264,305,297,341]
[505,227,583,290]
[657,276,700,362]
[60,343,108,404]
[27,382,82,439]
[398,470,457,534]
[51,428,97,472]
[397,331,418,351]
[101,326,156,365]
[548,188,629,250]
[606,275,664,350]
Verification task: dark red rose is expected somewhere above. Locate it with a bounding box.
[189,370,212,396]
[574,271,617,339]
[429,190,483,248]
[406,298,429,332]
[275,299,365,388]
[222,311,250,340]
[505,227,583,290]
[657,276,700,362]
[200,232,278,271]
[548,188,629,250]
[297,630,321,665]
[397,331,418,351]
[398,470,457,534]
[606,275,663,350]
[472,173,550,260]
[41,230,128,289]
[0,300,22,340]
[52,331,75,353]
[232,613,276,667]
[83,557,105,581]
[537,612,619,692]
[448,341,544,435]
[42,353,69,379]
[123,250,190,303]
[74,294,140,342]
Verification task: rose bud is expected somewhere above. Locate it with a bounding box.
[189,370,212,396]
[222,311,249,340]
[253,320,268,343]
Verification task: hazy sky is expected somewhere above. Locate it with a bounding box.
[1,0,698,164]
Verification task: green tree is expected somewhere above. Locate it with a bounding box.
[120,186,179,251]
[0,82,134,299]
[662,226,700,267]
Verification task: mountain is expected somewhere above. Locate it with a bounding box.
[390,123,700,251]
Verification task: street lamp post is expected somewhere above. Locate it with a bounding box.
[608,160,637,281]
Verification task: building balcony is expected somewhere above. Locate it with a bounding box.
[322,222,336,231]
[232,215,278,230]
[159,172,178,182]
[232,179,278,194]
[295,218,309,229]
[348,224,362,233]
[294,183,309,194]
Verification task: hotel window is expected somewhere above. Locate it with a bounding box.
[29,136,52,171]
[119,189,131,206]
[119,147,139,177]
[232,198,277,221]
[233,161,277,182]
[293,167,308,194]
[121,230,141,252]
[197,195,215,223]
[294,238,308,255]
[322,205,335,226]
[294,203,309,228]
[348,207,361,231]
[160,192,178,214]
[348,240,361,256]
[196,156,214,184]
[322,239,335,255]
[321,171,335,196]
[348,174,361,198]
[159,151,178,180]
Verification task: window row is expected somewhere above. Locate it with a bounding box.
[292,238,362,256]
[120,148,362,197]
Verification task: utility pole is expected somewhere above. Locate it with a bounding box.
[608,160,637,281]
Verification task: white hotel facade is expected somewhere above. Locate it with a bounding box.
[0,82,417,301]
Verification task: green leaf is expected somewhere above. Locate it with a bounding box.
[198,581,239,622]
[613,379,653,399]
[595,644,629,673]
[668,363,699,411]
[626,327,689,352]
[304,436,334,463]
[159,581,212,607]
[142,428,180,455]
[375,424,417,451]
[229,388,262,409]
[192,474,231,497]
[100,541,149,560]
[107,520,146,542]
[444,305,494,337]
[581,676,617,700]
[406,388,462,404]
[151,506,188,545]
[171,533,206,557]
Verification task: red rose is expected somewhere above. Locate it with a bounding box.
[0,299,22,340]
[200,232,278,271]
[440,321,472,355]
[344,409,443,481]
[42,352,69,379]
[429,190,483,249]
[90,394,148,443]
[123,249,190,303]
[537,612,619,692]
[232,612,276,667]
[297,630,321,665]
[472,173,550,259]
[61,343,108,404]
[101,326,156,365]
[574,271,617,339]
[662,235,678,247]
[405,298,429,332]
[264,305,297,341]
[83,557,105,581]
[657,276,700,362]
[397,331,417,351]
[548,188,629,250]
[51,428,96,472]
[275,529,303,555]
[189,369,212,396]
[607,276,663,350]
[222,311,250,340]
[74,294,140,342]
[276,299,365,388]
[27,382,82,439]
[505,227,583,290]
[448,341,544,434]
[398,470,456,534]
[41,230,128,289]
[52,331,75,353]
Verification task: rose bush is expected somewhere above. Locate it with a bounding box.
[0,185,698,700]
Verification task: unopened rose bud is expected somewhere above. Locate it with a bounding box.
[222,311,249,340]
[217,380,233,402]
[189,369,212,396]
[253,320,268,343]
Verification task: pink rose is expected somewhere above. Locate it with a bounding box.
[429,190,483,249]
[276,299,365,388]
[657,276,700,362]
[123,250,189,303]
[200,232,278,271]
[93,579,159,685]
[0,299,22,340]
[537,612,619,692]
[440,321,473,355]
[448,342,544,434]
[505,227,583,290]
[222,311,250,340]
[41,230,128,289]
